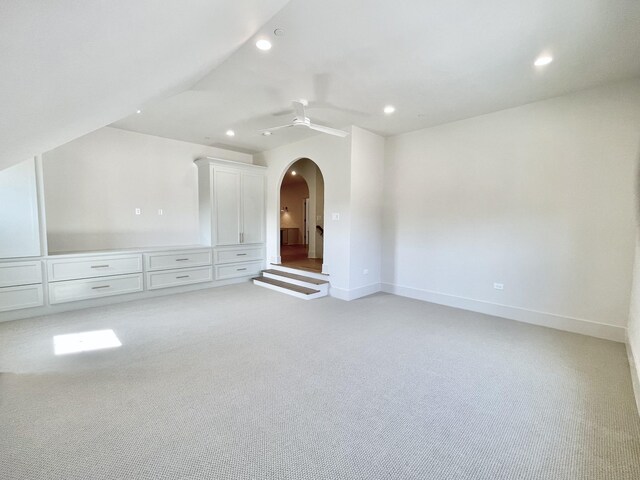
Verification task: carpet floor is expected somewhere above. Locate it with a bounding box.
[1,283,639,479]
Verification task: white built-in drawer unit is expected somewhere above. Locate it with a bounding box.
[147,266,213,290]
[0,260,44,312]
[48,273,143,304]
[214,246,264,265]
[0,284,44,312]
[47,254,143,282]
[0,260,42,288]
[144,249,212,271]
[215,261,263,281]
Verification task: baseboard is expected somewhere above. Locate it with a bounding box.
[330,283,381,301]
[381,283,626,343]
[626,339,640,415]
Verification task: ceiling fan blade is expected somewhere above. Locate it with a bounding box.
[308,123,349,137]
[292,101,306,120]
[272,107,294,117]
[259,124,294,135]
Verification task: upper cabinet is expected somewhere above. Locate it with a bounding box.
[195,158,266,247]
[0,158,43,259]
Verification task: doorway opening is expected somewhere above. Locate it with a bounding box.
[279,158,324,272]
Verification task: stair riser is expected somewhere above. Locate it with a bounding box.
[263,272,329,294]
[269,264,329,281]
[253,279,326,299]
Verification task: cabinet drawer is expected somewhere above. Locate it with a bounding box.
[145,249,212,271]
[146,266,212,290]
[0,261,42,287]
[0,284,44,312]
[47,254,142,282]
[48,273,143,304]
[214,246,264,265]
[215,261,263,280]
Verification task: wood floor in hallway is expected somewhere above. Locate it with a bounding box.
[280,244,323,272]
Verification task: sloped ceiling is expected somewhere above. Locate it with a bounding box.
[0,0,290,170]
[112,0,640,153]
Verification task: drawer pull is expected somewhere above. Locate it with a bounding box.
[175,258,190,262]
[91,285,110,290]
[176,275,190,279]
[237,268,247,271]
[236,253,247,256]
[91,265,110,269]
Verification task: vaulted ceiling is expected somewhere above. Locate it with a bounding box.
[112,0,640,153]
[3,0,640,168]
[0,0,289,170]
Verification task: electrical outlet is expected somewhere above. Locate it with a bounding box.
[493,283,504,290]
[135,208,141,215]
[158,209,163,216]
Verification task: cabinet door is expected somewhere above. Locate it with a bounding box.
[0,159,41,258]
[241,172,265,244]
[214,169,241,245]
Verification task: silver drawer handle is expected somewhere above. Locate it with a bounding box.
[92,285,110,290]
[176,275,190,279]
[175,258,189,262]
[237,268,247,271]
[236,253,247,256]
[91,265,110,269]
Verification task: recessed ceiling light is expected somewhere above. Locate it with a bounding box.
[256,39,272,51]
[136,109,142,114]
[534,55,553,66]
[262,131,272,136]
[274,28,285,37]
[226,130,235,137]
[291,171,296,176]
[384,105,396,114]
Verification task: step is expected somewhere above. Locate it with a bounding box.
[253,276,327,300]
[263,269,329,285]
[262,269,329,294]
[269,263,329,281]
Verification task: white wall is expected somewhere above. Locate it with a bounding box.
[383,80,640,341]
[627,231,640,411]
[349,126,385,295]
[255,133,352,294]
[43,127,252,252]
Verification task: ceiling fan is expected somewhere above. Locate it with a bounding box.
[259,101,349,138]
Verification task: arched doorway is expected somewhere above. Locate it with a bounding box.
[278,158,324,272]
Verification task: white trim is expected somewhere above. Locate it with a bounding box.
[627,338,640,416]
[330,283,381,301]
[381,283,626,343]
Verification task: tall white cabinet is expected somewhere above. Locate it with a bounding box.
[0,158,43,258]
[195,158,266,280]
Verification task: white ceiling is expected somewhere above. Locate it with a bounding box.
[111,0,640,154]
[0,0,289,170]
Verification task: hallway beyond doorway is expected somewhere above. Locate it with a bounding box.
[280,244,323,272]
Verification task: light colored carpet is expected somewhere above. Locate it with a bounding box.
[1,283,639,480]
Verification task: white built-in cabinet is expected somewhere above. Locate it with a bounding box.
[195,158,266,280]
[201,162,265,246]
[0,158,42,258]
[0,156,266,320]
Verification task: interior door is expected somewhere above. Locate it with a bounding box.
[241,172,265,244]
[214,168,241,245]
